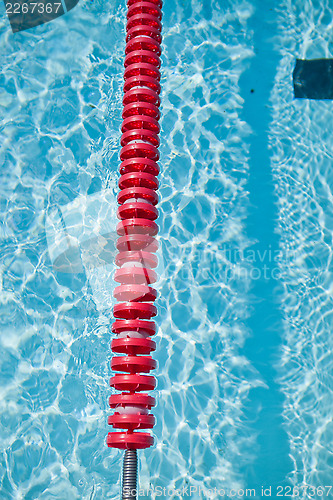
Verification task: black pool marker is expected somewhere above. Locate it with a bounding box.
[293,59,333,99]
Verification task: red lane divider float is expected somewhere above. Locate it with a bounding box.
[107,0,162,451]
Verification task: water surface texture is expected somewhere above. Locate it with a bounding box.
[0,0,332,498]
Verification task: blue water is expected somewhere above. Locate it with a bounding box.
[1,0,333,498]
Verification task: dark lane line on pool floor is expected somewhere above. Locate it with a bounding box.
[238,1,294,490]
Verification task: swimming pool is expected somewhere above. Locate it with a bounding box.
[0,0,332,498]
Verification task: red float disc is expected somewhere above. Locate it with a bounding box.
[119,172,159,190]
[115,251,158,268]
[112,319,156,336]
[109,393,156,409]
[123,75,161,94]
[113,302,157,320]
[114,284,157,302]
[114,266,157,285]
[122,116,160,134]
[108,413,155,430]
[117,187,158,205]
[122,101,160,120]
[110,373,156,391]
[117,202,157,221]
[121,129,160,148]
[123,88,160,106]
[111,336,156,355]
[116,234,158,252]
[107,431,154,449]
[120,143,159,162]
[120,158,160,176]
[116,218,158,236]
[124,50,160,69]
[126,36,161,56]
[126,25,162,44]
[111,355,156,373]
[124,62,161,81]
[128,0,162,7]
[127,2,162,20]
[126,13,162,31]
[117,202,158,221]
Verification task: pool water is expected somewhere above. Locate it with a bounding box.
[0,0,333,498]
